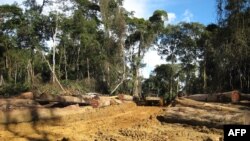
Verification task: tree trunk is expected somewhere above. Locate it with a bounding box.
[110,35,126,95]
[64,46,68,81]
[239,69,243,90]
[0,74,4,86]
[14,63,17,85]
[40,50,66,93]
[52,12,58,84]
[133,63,140,98]
[6,56,11,81]
[58,48,63,74]
[132,33,143,98]
[203,61,207,93]
[230,71,233,89]
[107,63,110,87]
[5,56,8,69]
[26,60,34,86]
[110,53,126,95]
[76,46,80,80]
[87,57,90,83]
[176,77,179,93]
[248,74,249,92]
[52,40,56,83]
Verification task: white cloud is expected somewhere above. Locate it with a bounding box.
[182,9,193,22]
[0,0,21,5]
[123,0,149,18]
[165,12,176,24]
[123,0,176,23]
[142,48,166,78]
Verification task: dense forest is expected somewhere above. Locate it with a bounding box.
[0,0,250,98]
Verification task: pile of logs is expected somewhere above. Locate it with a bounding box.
[0,92,134,111]
[158,98,250,129]
[185,91,250,103]
[36,93,130,108]
[0,93,133,124]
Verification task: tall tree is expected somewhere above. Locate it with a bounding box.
[158,22,205,94]
[216,0,250,92]
[126,10,168,97]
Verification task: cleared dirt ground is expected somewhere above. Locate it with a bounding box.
[0,101,223,141]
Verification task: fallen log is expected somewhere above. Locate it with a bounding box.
[0,99,42,110]
[36,93,90,105]
[158,106,249,129]
[37,94,123,108]
[176,98,249,113]
[90,96,122,108]
[185,94,209,101]
[118,94,133,101]
[60,96,88,104]
[185,91,238,103]
[17,92,34,99]
[241,93,250,101]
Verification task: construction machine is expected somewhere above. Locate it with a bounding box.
[141,89,165,106]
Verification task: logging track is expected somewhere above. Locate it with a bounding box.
[0,101,223,141]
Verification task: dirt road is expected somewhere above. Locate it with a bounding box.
[0,102,222,141]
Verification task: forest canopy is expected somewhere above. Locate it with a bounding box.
[0,0,249,97]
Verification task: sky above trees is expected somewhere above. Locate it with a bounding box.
[0,0,217,24]
[123,0,217,78]
[123,0,216,24]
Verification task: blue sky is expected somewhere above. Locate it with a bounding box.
[0,0,217,25]
[0,0,217,78]
[123,0,217,25]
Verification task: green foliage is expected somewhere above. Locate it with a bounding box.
[0,0,249,97]
[0,83,30,97]
[142,64,180,97]
[37,84,61,95]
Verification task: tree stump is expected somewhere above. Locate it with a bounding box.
[231,90,240,104]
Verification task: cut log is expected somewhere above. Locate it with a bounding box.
[112,99,123,104]
[36,93,90,104]
[241,93,250,100]
[186,94,209,101]
[176,98,249,113]
[60,96,88,104]
[36,94,122,108]
[90,96,122,108]
[231,91,240,103]
[18,92,34,99]
[0,99,42,110]
[201,91,249,103]
[145,96,161,101]
[158,106,249,129]
[38,93,62,102]
[118,94,133,101]
[185,92,238,103]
